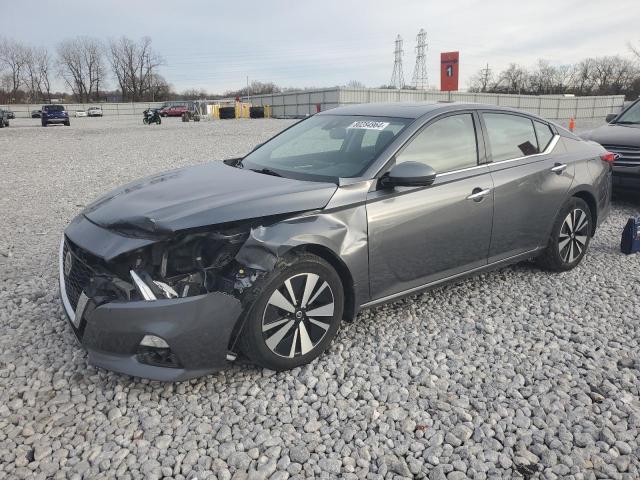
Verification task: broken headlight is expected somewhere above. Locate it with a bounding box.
[121,228,261,300]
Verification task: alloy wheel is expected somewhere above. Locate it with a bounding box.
[558,208,589,263]
[261,272,335,358]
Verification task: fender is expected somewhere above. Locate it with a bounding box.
[235,181,373,311]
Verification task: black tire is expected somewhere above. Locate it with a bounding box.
[240,253,344,370]
[41,121,47,127]
[157,117,161,125]
[537,197,592,272]
[143,117,149,125]
[65,120,70,126]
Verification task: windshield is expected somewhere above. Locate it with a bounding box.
[241,114,411,181]
[616,101,640,124]
[44,105,64,112]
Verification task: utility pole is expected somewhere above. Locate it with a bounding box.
[390,35,405,89]
[246,76,250,102]
[411,29,428,90]
[481,63,492,92]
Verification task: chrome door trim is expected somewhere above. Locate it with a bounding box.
[431,135,559,179]
[360,247,540,308]
[489,135,560,167]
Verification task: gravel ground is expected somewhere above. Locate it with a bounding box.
[0,116,639,480]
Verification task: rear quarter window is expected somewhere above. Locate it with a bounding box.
[534,121,554,151]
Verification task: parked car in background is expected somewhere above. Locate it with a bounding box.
[0,109,9,127]
[6,110,15,119]
[157,102,189,116]
[87,106,103,117]
[31,110,42,118]
[580,98,640,191]
[75,110,88,117]
[59,102,612,380]
[41,104,70,126]
[161,105,188,117]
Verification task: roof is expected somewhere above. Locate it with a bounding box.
[319,102,538,119]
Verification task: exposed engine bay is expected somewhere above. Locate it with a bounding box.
[65,227,266,309]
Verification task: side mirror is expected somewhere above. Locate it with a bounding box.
[606,113,617,123]
[380,161,437,188]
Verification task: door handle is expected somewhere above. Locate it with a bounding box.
[467,188,491,201]
[551,163,567,174]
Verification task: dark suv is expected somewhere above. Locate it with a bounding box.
[42,104,70,127]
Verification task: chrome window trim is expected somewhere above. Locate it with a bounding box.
[436,164,488,178]
[488,134,560,167]
[59,237,76,323]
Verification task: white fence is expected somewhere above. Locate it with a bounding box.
[246,87,625,121]
[2,102,165,118]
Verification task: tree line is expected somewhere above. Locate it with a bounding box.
[468,50,640,99]
[0,35,170,104]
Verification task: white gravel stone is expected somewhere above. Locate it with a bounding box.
[0,116,638,479]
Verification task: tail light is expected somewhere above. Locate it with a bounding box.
[600,152,618,163]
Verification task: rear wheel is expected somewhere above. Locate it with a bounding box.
[64,120,70,126]
[157,117,161,125]
[537,197,592,271]
[240,253,344,370]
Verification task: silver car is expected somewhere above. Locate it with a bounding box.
[60,103,612,380]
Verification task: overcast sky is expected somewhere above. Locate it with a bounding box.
[2,0,639,94]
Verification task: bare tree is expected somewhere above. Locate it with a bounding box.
[57,37,105,102]
[0,37,29,102]
[494,63,528,94]
[468,64,494,92]
[23,46,53,102]
[108,36,163,101]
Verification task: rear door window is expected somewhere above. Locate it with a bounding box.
[482,113,539,161]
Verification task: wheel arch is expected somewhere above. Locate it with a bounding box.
[286,243,357,322]
[571,188,598,236]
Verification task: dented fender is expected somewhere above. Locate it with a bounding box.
[235,180,373,311]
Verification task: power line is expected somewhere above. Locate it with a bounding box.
[390,35,405,89]
[411,28,428,89]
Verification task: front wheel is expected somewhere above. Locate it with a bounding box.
[143,117,149,125]
[64,120,70,126]
[240,253,344,370]
[156,117,161,125]
[537,197,592,272]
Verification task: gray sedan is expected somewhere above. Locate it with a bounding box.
[60,103,612,380]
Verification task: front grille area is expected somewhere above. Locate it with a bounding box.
[602,144,640,166]
[62,239,97,311]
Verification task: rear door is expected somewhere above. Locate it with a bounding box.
[367,111,494,300]
[480,111,574,262]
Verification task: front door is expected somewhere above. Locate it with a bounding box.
[366,112,494,301]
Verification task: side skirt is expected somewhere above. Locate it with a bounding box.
[359,248,541,310]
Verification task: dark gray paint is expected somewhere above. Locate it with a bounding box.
[83,161,337,234]
[61,102,612,379]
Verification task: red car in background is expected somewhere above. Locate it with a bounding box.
[160,105,188,117]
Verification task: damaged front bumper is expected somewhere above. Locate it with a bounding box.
[58,230,244,381]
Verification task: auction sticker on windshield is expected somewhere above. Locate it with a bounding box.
[347,121,390,130]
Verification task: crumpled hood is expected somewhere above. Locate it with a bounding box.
[83,161,337,236]
[581,123,640,146]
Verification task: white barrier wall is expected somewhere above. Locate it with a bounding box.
[247,88,625,121]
